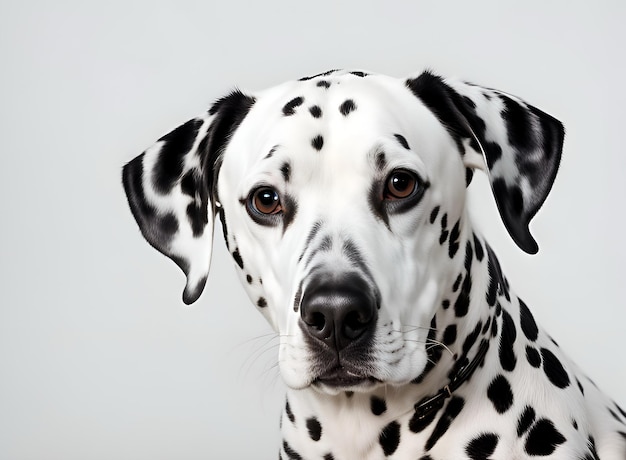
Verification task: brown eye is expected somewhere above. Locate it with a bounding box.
[385,170,418,200]
[252,187,282,214]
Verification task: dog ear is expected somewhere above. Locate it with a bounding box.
[122,90,256,304]
[406,71,564,254]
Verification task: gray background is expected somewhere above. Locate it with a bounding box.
[1,1,624,459]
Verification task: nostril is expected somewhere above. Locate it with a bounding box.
[310,312,326,332]
[343,310,372,339]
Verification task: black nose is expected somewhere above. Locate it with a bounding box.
[300,273,377,351]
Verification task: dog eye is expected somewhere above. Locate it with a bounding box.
[384,170,418,200]
[251,187,282,215]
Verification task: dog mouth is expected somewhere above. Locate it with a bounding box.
[313,367,380,391]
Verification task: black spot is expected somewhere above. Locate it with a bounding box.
[350,71,368,77]
[218,207,229,249]
[345,391,354,398]
[265,146,277,159]
[418,457,433,460]
[281,162,291,182]
[448,219,461,258]
[487,374,514,414]
[282,97,304,116]
[430,206,440,224]
[282,193,299,231]
[517,406,536,436]
[454,274,471,318]
[464,325,483,361]
[323,455,334,460]
[439,229,449,245]
[541,348,570,388]
[485,249,501,307]
[442,299,450,309]
[153,118,203,194]
[246,274,253,284]
[394,133,410,150]
[452,273,462,292]
[440,212,449,242]
[499,310,517,372]
[576,378,585,395]
[185,201,207,237]
[526,346,541,368]
[298,69,339,81]
[257,297,267,308]
[379,421,401,456]
[417,317,445,383]
[232,249,244,269]
[282,440,302,460]
[371,396,387,416]
[312,135,324,151]
[306,417,322,441]
[443,324,457,346]
[524,419,566,456]
[473,233,484,262]
[159,213,178,235]
[309,105,322,118]
[464,240,474,273]
[339,99,357,116]
[425,396,465,451]
[491,318,498,337]
[180,170,197,197]
[316,80,331,88]
[466,433,499,460]
[519,299,538,341]
[482,317,492,335]
[375,152,386,171]
[285,400,295,424]
[572,419,578,430]
[500,94,533,151]
[482,143,502,172]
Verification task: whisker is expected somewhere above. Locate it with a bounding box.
[425,338,454,358]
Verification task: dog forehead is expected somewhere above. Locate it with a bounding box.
[225,72,448,171]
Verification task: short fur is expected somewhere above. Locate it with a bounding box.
[122,69,625,459]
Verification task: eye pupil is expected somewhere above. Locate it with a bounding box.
[259,190,276,205]
[392,174,410,191]
[386,170,417,199]
[252,187,281,214]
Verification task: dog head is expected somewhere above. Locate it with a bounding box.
[122,70,563,394]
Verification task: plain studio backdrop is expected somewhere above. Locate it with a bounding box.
[1,1,624,459]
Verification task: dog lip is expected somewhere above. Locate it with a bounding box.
[313,368,378,388]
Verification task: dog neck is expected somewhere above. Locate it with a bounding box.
[280,228,504,458]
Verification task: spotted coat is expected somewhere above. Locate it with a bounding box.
[122,69,626,459]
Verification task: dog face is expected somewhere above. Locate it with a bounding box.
[122,70,563,394]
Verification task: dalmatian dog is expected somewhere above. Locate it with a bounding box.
[122,69,626,459]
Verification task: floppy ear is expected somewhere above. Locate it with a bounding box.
[122,90,256,304]
[406,71,564,254]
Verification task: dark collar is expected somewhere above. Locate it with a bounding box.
[412,340,489,421]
